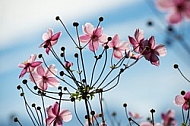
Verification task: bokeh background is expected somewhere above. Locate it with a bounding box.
[0,0,190,125]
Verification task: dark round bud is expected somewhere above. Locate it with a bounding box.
[55,16,60,20]
[60,53,64,57]
[43,44,48,48]
[37,106,41,110]
[71,97,75,102]
[38,90,41,94]
[128,117,132,121]
[34,86,38,90]
[58,92,63,96]
[60,71,64,76]
[167,25,173,32]
[17,85,21,90]
[85,115,88,119]
[104,45,109,50]
[22,79,27,84]
[123,103,127,107]
[20,92,24,96]
[107,37,112,41]
[120,68,124,73]
[112,112,116,116]
[99,17,104,22]
[147,20,153,26]
[82,79,86,83]
[38,54,42,58]
[181,90,185,95]
[173,64,178,69]
[91,111,95,115]
[99,113,102,117]
[61,47,65,51]
[98,54,102,59]
[14,117,18,122]
[150,109,155,113]
[58,86,62,90]
[32,103,36,107]
[74,53,78,58]
[73,22,79,27]
[147,117,151,121]
[63,87,67,91]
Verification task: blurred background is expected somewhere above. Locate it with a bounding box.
[0,0,190,125]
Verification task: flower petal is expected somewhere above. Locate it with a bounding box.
[79,34,91,43]
[174,95,185,105]
[154,44,167,56]
[113,50,123,59]
[37,65,45,76]
[51,32,61,41]
[89,41,99,52]
[47,77,60,87]
[60,110,72,122]
[83,23,94,35]
[167,11,182,24]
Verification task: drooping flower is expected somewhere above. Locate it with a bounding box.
[161,109,177,126]
[39,28,61,54]
[139,36,167,66]
[29,64,59,90]
[18,54,42,78]
[128,28,144,53]
[79,23,108,52]
[174,91,190,110]
[156,0,190,24]
[129,111,142,119]
[108,34,130,59]
[46,102,72,126]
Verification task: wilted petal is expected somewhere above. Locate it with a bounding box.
[60,110,72,122]
[175,95,185,105]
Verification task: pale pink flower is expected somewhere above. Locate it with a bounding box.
[39,28,61,54]
[140,122,162,126]
[79,23,108,52]
[46,102,72,126]
[129,111,142,119]
[174,91,190,110]
[140,36,167,66]
[128,28,144,53]
[30,64,59,90]
[85,114,100,126]
[156,0,190,24]
[161,109,177,126]
[18,54,42,78]
[108,34,130,59]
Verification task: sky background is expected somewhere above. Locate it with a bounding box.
[0,0,190,126]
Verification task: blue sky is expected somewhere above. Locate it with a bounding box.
[1,0,190,126]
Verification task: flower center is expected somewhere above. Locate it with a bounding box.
[91,34,99,41]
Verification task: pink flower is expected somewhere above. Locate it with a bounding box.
[156,0,190,24]
[175,91,190,110]
[108,34,130,59]
[128,28,144,53]
[129,111,142,119]
[46,102,72,126]
[161,109,177,126]
[140,36,167,66]
[39,28,61,54]
[79,23,108,52]
[18,54,42,78]
[65,61,73,69]
[29,64,59,90]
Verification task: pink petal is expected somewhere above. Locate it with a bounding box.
[45,64,57,77]
[46,117,55,126]
[83,23,94,35]
[38,80,48,90]
[93,27,103,37]
[135,29,144,42]
[113,50,123,59]
[60,110,72,122]
[174,95,185,105]
[117,41,130,51]
[51,32,61,41]
[167,11,182,24]
[79,34,91,43]
[89,41,99,52]
[182,103,189,110]
[52,102,59,115]
[28,54,37,63]
[37,65,45,76]
[184,91,190,100]
[150,54,159,66]
[30,61,42,67]
[111,34,120,47]
[128,36,139,53]
[19,68,27,78]
[29,71,42,83]
[47,77,60,87]
[43,28,53,41]
[154,44,167,56]
[99,34,108,43]
[18,63,26,68]
[148,36,156,49]
[47,105,56,118]
[156,0,175,11]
